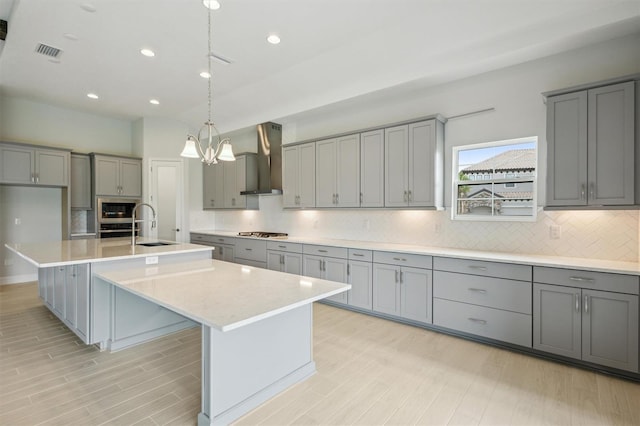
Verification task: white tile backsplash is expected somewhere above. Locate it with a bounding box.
[205,196,639,262]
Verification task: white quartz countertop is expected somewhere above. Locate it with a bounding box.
[5,238,214,268]
[192,230,640,275]
[95,259,351,331]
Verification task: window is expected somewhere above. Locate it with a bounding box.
[452,137,537,221]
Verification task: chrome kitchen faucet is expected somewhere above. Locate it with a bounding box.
[132,203,157,245]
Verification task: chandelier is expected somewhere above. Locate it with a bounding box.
[180,0,235,165]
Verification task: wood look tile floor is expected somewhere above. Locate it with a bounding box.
[1,283,639,426]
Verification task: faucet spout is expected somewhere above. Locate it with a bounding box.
[132,203,157,246]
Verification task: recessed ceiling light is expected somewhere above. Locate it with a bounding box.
[202,0,221,10]
[267,34,281,45]
[140,48,155,57]
[63,33,78,41]
[149,99,160,105]
[80,3,96,12]
[200,71,211,79]
[87,93,99,99]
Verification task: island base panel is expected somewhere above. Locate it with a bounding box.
[199,304,315,425]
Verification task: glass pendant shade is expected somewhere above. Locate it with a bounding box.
[218,142,235,161]
[180,139,200,158]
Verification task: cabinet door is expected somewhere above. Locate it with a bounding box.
[234,155,247,208]
[71,154,91,209]
[373,263,401,316]
[53,266,66,317]
[75,264,90,341]
[349,260,372,310]
[315,138,337,207]
[384,125,409,207]
[408,121,435,207]
[36,149,69,186]
[284,253,302,275]
[582,289,638,372]
[120,159,142,197]
[303,255,323,279]
[44,268,54,308]
[298,143,316,208]
[94,156,120,196]
[360,129,384,207]
[65,266,77,327]
[0,145,34,184]
[587,81,635,205]
[400,266,432,323]
[336,134,360,207]
[324,257,348,304]
[267,251,284,271]
[533,283,581,360]
[223,160,237,208]
[203,163,224,209]
[282,146,299,207]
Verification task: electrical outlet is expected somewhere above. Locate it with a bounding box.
[145,256,159,265]
[550,225,561,239]
[14,218,21,225]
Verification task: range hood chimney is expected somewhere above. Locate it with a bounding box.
[241,122,283,195]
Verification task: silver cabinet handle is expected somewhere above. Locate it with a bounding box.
[360,192,363,203]
[575,293,580,312]
[399,271,403,283]
[278,245,287,249]
[392,257,407,262]
[589,182,595,200]
[217,238,224,242]
[403,190,408,202]
[322,260,326,271]
[347,264,350,276]
[336,193,339,205]
[245,248,252,251]
[35,173,40,184]
[318,249,328,253]
[569,276,595,283]
[468,318,487,325]
[280,254,284,265]
[352,253,364,257]
[468,288,487,294]
[584,295,589,314]
[408,190,412,202]
[31,173,35,183]
[468,265,487,271]
[581,184,586,200]
[395,270,399,283]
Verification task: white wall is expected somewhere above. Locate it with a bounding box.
[206,33,640,262]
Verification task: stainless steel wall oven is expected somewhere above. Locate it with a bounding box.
[96,198,141,238]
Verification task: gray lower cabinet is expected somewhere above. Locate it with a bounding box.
[38,263,91,343]
[533,282,639,372]
[348,258,373,310]
[234,238,267,268]
[372,251,432,323]
[303,245,349,305]
[266,241,303,274]
[190,233,236,262]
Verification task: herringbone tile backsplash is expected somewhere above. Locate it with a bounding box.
[211,197,639,262]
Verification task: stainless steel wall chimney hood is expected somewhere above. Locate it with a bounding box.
[241,122,283,195]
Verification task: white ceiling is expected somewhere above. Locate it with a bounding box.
[1,0,639,133]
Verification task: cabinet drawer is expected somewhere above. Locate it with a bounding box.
[210,235,236,246]
[190,233,214,244]
[434,257,531,281]
[434,298,532,347]
[235,239,267,262]
[348,249,372,262]
[434,271,531,314]
[373,251,432,269]
[534,267,639,295]
[267,241,303,253]
[303,244,348,258]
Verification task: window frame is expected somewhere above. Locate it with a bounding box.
[451,136,538,222]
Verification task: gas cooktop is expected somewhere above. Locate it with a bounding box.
[237,231,288,239]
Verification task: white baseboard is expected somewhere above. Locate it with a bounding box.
[0,274,38,285]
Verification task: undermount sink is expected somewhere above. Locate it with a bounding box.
[136,241,176,247]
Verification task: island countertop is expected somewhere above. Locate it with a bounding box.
[5,237,214,268]
[94,258,351,331]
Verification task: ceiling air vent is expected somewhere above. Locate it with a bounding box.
[35,43,62,59]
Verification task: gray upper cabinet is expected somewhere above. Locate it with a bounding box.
[282,143,316,208]
[533,267,639,372]
[0,143,69,187]
[71,154,92,209]
[385,119,444,208]
[202,154,258,210]
[546,80,635,207]
[360,129,384,207]
[93,154,142,197]
[315,134,360,208]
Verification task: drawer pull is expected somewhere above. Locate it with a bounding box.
[218,238,224,242]
[468,288,487,294]
[569,276,595,283]
[468,318,487,325]
[245,248,252,251]
[278,245,287,249]
[318,249,328,253]
[468,265,487,271]
[352,253,364,257]
[393,257,407,262]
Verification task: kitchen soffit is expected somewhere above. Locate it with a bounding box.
[0,0,638,133]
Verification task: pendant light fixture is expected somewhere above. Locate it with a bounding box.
[180,0,235,165]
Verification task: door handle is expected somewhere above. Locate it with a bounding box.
[575,293,580,312]
[171,228,180,232]
[584,295,589,314]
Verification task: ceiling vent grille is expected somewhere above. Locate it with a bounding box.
[35,43,62,58]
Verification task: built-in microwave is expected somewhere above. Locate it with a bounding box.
[96,198,141,238]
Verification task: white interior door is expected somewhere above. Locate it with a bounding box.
[150,159,184,242]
